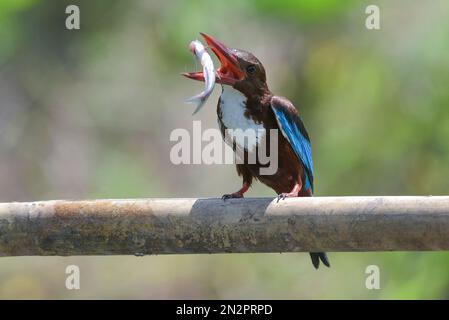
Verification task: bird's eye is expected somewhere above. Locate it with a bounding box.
[246,65,257,75]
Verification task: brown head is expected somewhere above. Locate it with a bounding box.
[183,33,269,98]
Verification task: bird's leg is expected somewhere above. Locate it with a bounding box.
[222,182,250,200]
[277,182,301,202]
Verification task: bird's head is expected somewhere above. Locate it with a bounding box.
[183,33,268,97]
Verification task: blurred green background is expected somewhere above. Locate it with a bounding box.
[1,0,449,299]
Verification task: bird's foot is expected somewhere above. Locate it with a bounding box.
[277,191,298,203]
[222,192,244,201]
[222,183,250,201]
[277,183,301,203]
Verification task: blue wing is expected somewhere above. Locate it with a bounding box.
[270,96,314,193]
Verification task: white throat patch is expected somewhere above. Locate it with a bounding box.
[219,86,266,152]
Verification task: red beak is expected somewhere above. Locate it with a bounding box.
[182,33,245,86]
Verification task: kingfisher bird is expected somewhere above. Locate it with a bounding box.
[183,33,330,269]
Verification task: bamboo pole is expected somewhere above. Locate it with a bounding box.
[0,196,448,256]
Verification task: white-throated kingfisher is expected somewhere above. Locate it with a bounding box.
[183,33,330,269]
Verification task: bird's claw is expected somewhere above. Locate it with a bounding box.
[277,193,288,203]
[222,192,244,201]
[277,192,298,203]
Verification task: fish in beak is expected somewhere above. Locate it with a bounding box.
[183,33,245,86]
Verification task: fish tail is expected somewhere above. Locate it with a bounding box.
[185,94,203,104]
[185,94,206,115]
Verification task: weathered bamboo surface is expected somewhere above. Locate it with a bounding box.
[0,196,448,256]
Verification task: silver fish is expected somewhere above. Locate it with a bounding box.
[185,40,216,115]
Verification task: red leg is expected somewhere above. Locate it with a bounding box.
[222,182,250,200]
[277,182,302,202]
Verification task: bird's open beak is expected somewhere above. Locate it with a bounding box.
[182,33,245,86]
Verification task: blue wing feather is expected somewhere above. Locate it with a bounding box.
[271,97,314,193]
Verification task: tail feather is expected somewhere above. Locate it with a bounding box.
[309,252,330,269]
